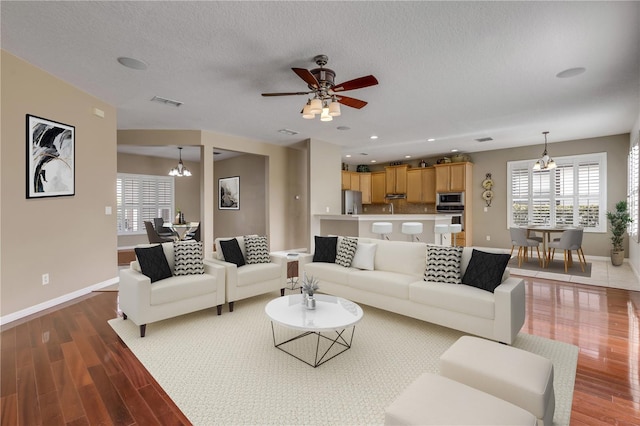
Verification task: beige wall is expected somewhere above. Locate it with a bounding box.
[629,116,640,274]
[1,51,117,319]
[308,138,342,249]
[469,134,629,256]
[117,152,201,247]
[213,154,267,239]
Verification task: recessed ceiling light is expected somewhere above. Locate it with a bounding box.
[405,155,412,158]
[451,149,459,153]
[427,138,435,142]
[117,56,148,70]
[370,135,378,140]
[556,67,586,78]
[337,126,351,131]
[370,160,377,163]
[345,154,352,158]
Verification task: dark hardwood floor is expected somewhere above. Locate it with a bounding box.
[1,277,639,425]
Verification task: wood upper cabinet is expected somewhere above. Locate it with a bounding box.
[359,173,371,204]
[385,165,409,194]
[407,167,436,203]
[435,162,471,193]
[350,172,360,191]
[341,170,351,190]
[371,171,386,204]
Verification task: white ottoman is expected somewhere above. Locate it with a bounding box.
[384,373,536,425]
[440,336,555,426]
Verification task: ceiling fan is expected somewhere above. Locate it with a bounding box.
[261,54,378,120]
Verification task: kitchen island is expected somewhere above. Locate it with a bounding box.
[316,214,461,244]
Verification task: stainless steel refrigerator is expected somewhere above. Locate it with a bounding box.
[342,190,363,215]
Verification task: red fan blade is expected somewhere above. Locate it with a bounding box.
[262,91,312,97]
[332,75,378,92]
[336,95,368,109]
[292,68,320,89]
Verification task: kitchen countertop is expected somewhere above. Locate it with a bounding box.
[316,214,460,220]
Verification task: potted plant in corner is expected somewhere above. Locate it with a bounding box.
[606,200,633,266]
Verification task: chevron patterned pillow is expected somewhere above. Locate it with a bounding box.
[335,237,358,267]
[173,240,205,275]
[244,235,271,264]
[424,245,463,284]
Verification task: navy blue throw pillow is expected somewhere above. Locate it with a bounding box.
[135,244,173,283]
[220,238,246,267]
[461,249,511,293]
[313,236,338,263]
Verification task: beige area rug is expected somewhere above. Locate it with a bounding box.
[109,292,578,425]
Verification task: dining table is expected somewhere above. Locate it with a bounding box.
[164,222,194,240]
[524,225,577,268]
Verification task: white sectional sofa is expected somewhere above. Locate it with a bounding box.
[299,237,525,344]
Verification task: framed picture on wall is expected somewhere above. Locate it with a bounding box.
[219,176,239,210]
[26,114,75,199]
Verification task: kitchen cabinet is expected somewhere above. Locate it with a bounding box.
[371,171,386,204]
[407,167,436,203]
[341,170,351,190]
[350,172,360,191]
[341,171,372,204]
[359,173,372,204]
[385,164,409,194]
[435,162,471,193]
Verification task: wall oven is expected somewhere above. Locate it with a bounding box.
[436,192,464,231]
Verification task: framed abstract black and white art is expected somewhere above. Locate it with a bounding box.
[218,176,239,210]
[26,114,75,199]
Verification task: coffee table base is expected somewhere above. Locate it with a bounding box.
[270,322,356,368]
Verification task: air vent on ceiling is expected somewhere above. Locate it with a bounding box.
[150,96,183,107]
[278,129,299,136]
[213,151,222,155]
[475,137,493,142]
[359,153,368,156]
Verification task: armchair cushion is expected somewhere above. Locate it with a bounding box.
[462,249,511,293]
[173,240,204,275]
[220,238,246,267]
[134,244,172,283]
[244,235,271,264]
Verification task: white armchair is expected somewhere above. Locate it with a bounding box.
[211,236,287,312]
[119,242,226,337]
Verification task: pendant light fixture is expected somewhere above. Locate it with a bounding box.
[169,147,192,177]
[533,131,556,171]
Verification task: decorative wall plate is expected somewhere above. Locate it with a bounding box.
[482,190,494,201]
[482,178,494,190]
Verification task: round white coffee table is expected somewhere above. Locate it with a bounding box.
[265,294,364,367]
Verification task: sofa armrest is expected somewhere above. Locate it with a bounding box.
[493,277,526,345]
[118,268,152,324]
[209,258,239,301]
[296,253,315,269]
[203,260,226,305]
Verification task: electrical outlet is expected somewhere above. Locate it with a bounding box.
[484,207,488,213]
[424,207,428,212]
[325,206,330,213]
[364,207,367,212]
[42,273,49,285]
[382,207,386,212]
[486,235,491,241]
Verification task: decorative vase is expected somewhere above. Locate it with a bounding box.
[611,249,624,266]
[305,295,316,310]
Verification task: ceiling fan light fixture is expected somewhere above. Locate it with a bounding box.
[320,106,333,121]
[329,99,341,116]
[302,101,315,119]
[309,98,323,114]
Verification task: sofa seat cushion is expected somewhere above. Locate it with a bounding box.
[304,262,353,286]
[150,274,216,306]
[236,263,282,287]
[409,281,495,320]
[349,271,413,300]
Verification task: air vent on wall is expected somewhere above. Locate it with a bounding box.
[151,96,183,107]
[475,137,493,142]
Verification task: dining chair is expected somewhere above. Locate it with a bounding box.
[509,227,542,267]
[547,228,586,273]
[153,217,178,238]
[144,221,175,244]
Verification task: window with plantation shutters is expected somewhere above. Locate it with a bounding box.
[507,152,606,232]
[628,142,639,240]
[117,173,175,235]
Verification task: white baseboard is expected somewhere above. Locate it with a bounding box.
[0,277,119,326]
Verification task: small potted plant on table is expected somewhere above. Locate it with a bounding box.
[301,273,319,309]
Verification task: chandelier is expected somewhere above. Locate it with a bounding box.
[168,147,192,177]
[533,131,556,171]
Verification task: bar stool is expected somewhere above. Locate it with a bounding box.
[402,222,423,242]
[372,222,392,240]
[434,224,451,245]
[449,224,462,246]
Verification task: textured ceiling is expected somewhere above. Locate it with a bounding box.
[2,1,639,164]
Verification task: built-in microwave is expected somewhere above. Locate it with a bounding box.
[436,192,464,206]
